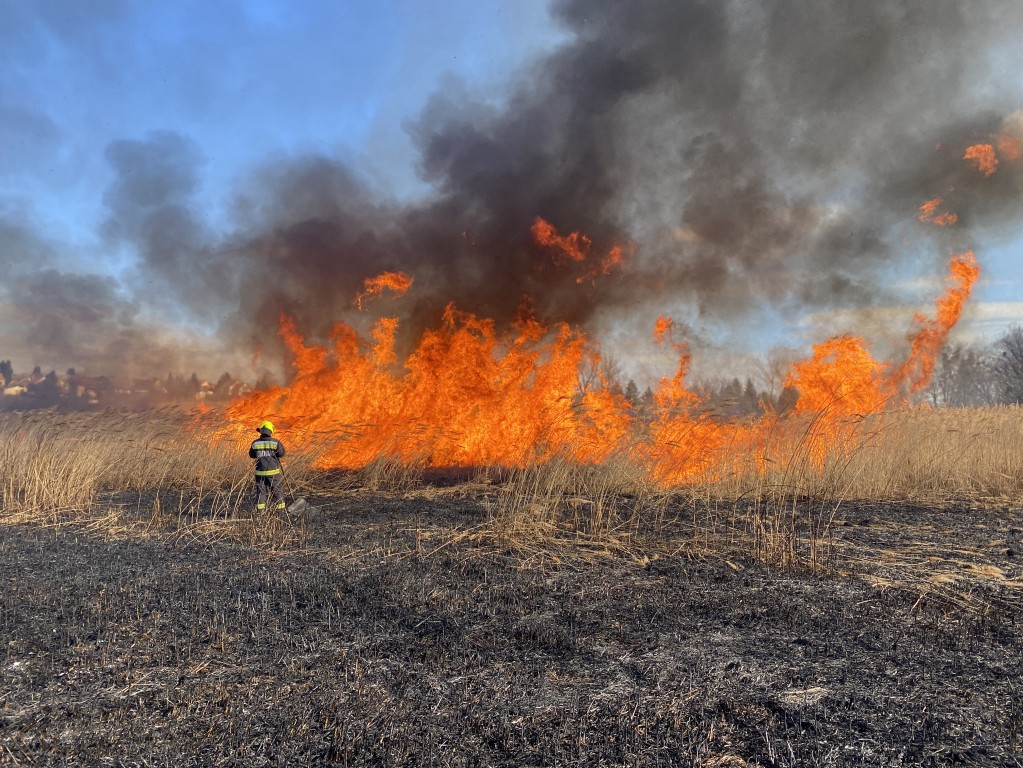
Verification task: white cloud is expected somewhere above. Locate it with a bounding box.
[795,301,1023,353]
[957,301,1023,344]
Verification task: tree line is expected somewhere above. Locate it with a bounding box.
[603,326,1023,417]
[919,326,1023,407]
[3,326,1022,414]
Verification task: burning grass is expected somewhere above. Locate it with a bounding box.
[1,404,1021,565]
[205,252,981,489]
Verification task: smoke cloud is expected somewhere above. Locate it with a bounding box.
[4,0,1023,382]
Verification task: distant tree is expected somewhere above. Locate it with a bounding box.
[66,367,77,378]
[756,346,802,400]
[31,365,42,377]
[0,360,12,387]
[30,370,61,402]
[923,343,997,407]
[776,385,800,414]
[576,353,625,396]
[624,379,640,406]
[641,386,655,412]
[213,372,234,399]
[992,326,1023,404]
[719,378,743,416]
[600,355,624,395]
[165,372,191,398]
[699,377,765,418]
[741,378,761,415]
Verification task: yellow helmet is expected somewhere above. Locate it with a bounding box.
[258,420,275,434]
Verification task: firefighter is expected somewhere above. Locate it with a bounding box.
[249,420,286,513]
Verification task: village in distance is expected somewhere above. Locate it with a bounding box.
[0,361,252,411]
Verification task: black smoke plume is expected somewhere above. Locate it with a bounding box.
[10,0,1023,382]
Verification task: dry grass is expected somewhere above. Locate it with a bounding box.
[484,405,1023,574]
[356,454,427,494]
[0,409,315,547]
[704,405,1023,505]
[2,405,1022,572]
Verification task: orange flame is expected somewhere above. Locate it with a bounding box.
[786,335,889,416]
[783,252,980,412]
[770,253,979,466]
[652,315,674,344]
[531,217,628,284]
[918,197,957,227]
[887,251,979,394]
[918,197,941,220]
[211,230,980,487]
[964,143,998,176]
[532,217,590,262]
[356,271,413,310]
[598,245,624,277]
[222,304,633,469]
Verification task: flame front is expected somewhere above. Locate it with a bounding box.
[223,302,633,469]
[214,247,981,487]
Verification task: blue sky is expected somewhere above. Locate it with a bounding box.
[1,0,1021,384]
[1,0,563,242]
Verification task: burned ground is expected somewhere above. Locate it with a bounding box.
[1,493,1022,767]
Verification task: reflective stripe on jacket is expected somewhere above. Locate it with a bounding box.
[249,434,285,476]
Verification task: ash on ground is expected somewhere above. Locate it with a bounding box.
[1,494,1021,767]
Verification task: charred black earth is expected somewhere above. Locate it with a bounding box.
[2,494,1021,767]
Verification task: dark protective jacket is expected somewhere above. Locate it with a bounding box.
[249,431,286,476]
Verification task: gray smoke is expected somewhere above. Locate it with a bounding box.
[205,0,1023,362]
[6,0,1023,381]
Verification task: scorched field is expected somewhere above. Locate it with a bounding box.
[1,408,1022,767]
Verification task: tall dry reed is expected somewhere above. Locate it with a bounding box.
[0,409,316,546]
[486,404,1023,568]
[3,405,1022,561]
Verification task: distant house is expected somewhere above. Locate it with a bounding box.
[0,368,251,406]
[68,375,111,403]
[5,374,40,395]
[128,377,169,396]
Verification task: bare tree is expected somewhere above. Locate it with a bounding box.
[576,352,624,395]
[922,343,997,407]
[600,354,625,395]
[992,326,1023,404]
[755,346,802,400]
